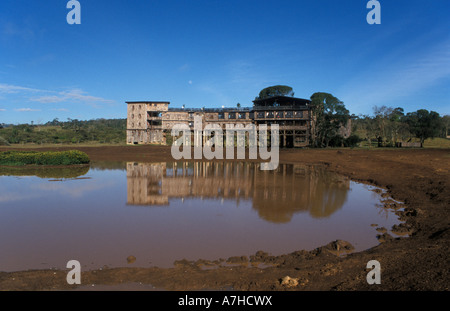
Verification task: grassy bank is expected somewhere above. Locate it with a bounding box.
[0,150,90,166]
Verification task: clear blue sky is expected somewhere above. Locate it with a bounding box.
[0,0,449,124]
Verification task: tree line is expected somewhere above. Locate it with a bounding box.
[352,106,449,147]
[311,96,449,148]
[0,118,126,145]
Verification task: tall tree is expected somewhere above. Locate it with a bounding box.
[310,92,350,147]
[442,115,450,138]
[256,85,294,100]
[405,109,442,145]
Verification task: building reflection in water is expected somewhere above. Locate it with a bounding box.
[126,162,350,223]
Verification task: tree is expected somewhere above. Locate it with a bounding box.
[372,105,391,146]
[405,109,442,145]
[310,92,350,147]
[256,85,294,100]
[352,114,377,147]
[371,106,414,147]
[442,115,450,138]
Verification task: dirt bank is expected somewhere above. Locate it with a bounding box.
[0,146,448,291]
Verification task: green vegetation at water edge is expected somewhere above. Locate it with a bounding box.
[0,150,90,166]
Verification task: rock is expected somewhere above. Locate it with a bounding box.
[319,240,355,256]
[376,227,387,233]
[127,255,136,264]
[280,276,309,287]
[376,233,394,243]
[391,223,413,236]
[329,240,354,252]
[280,276,299,287]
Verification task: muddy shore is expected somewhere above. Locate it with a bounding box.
[0,146,448,291]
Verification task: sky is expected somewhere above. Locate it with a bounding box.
[0,0,449,124]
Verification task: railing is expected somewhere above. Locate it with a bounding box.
[252,106,308,111]
[168,107,251,113]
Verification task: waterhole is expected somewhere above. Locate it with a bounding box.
[0,161,405,272]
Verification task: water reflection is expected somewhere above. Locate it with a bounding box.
[0,165,89,179]
[126,162,350,223]
[0,161,404,272]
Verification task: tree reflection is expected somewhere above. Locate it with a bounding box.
[0,165,89,179]
[127,161,349,223]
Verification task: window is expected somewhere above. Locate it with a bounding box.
[285,111,293,118]
[276,111,283,118]
[266,111,274,118]
[218,112,225,119]
[238,113,246,119]
[228,112,236,119]
[257,111,264,119]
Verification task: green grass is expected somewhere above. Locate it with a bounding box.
[0,150,90,166]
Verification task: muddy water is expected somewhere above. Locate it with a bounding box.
[0,162,403,272]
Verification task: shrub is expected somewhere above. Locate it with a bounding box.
[0,136,10,146]
[344,134,360,147]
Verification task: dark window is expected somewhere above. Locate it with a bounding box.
[152,121,162,126]
[228,112,236,119]
[276,111,283,118]
[218,112,225,119]
[266,111,274,118]
[257,111,264,118]
[285,111,293,118]
[149,112,161,118]
[238,113,246,119]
